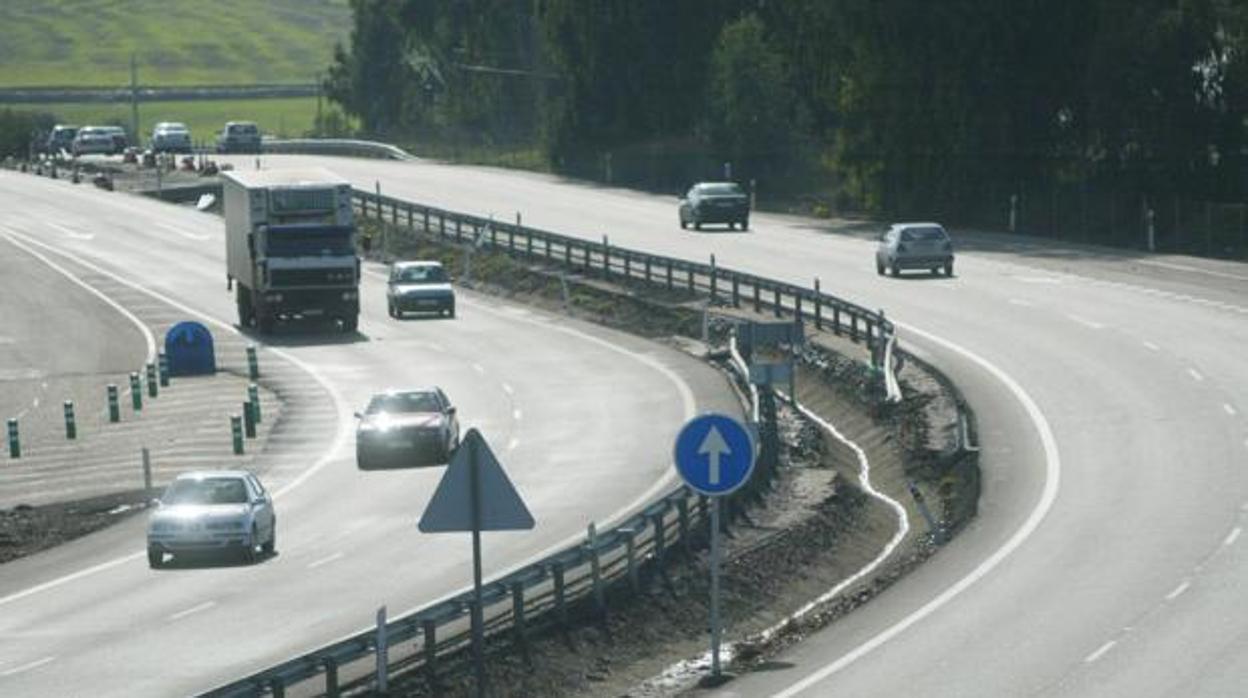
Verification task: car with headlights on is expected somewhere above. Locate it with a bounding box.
[71,126,116,157]
[151,121,192,153]
[387,260,455,318]
[356,388,460,470]
[679,181,750,230]
[146,470,276,567]
[875,222,955,277]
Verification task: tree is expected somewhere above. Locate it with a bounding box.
[325,0,412,134]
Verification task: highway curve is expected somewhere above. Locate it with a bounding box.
[0,170,741,696]
[239,154,1248,698]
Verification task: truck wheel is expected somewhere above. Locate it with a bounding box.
[147,546,164,569]
[236,286,254,327]
[257,312,275,335]
[342,316,358,333]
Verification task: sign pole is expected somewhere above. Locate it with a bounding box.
[469,436,487,698]
[710,496,722,677]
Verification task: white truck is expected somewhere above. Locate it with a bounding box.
[223,168,360,333]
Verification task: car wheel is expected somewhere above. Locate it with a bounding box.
[890,262,901,277]
[147,546,164,569]
[944,260,955,277]
[740,218,749,230]
[679,218,687,229]
[931,267,940,275]
[242,526,259,564]
[342,316,358,333]
[448,305,456,319]
[876,260,885,276]
[694,220,702,231]
[387,300,395,318]
[262,520,276,555]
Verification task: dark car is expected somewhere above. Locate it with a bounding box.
[45,124,79,155]
[216,121,262,153]
[387,261,455,318]
[355,388,460,470]
[876,222,955,277]
[679,181,750,230]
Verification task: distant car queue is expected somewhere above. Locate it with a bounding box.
[41,120,264,157]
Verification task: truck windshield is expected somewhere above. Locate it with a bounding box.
[265,226,354,256]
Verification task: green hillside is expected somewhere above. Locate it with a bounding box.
[0,0,350,87]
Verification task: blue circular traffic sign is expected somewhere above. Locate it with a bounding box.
[673,413,755,496]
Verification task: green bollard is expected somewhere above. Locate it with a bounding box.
[242,401,256,439]
[146,363,158,398]
[246,344,259,380]
[231,415,244,455]
[130,372,142,411]
[158,352,170,387]
[64,400,76,440]
[248,383,261,423]
[6,418,18,459]
[107,384,120,422]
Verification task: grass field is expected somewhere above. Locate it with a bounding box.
[0,1,349,88]
[24,97,323,143]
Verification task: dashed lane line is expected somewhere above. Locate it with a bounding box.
[307,552,344,570]
[1224,527,1242,548]
[1164,580,1191,602]
[1187,368,1205,382]
[0,656,56,677]
[1084,640,1117,664]
[1223,404,1238,417]
[168,601,216,622]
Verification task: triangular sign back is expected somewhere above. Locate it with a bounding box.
[418,428,535,533]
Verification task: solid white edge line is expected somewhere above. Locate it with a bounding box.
[1142,341,1161,352]
[1224,527,1241,547]
[1164,581,1190,602]
[168,600,216,621]
[0,230,353,608]
[0,656,56,677]
[1084,640,1116,664]
[1136,259,1248,283]
[772,320,1061,698]
[2,230,156,364]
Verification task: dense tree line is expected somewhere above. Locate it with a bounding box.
[326,1,1248,224]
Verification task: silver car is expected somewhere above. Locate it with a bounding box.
[387,260,455,318]
[876,222,955,277]
[146,470,276,567]
[71,126,115,157]
[151,121,192,153]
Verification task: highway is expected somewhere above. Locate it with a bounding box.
[0,169,741,696]
[230,155,1248,697]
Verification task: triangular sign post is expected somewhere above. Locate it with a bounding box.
[418,428,534,698]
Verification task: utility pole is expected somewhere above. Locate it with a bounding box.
[129,53,139,145]
[315,72,323,136]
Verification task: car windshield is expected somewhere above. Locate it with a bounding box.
[366,392,440,414]
[699,183,743,196]
[900,227,947,242]
[162,477,249,505]
[395,265,446,284]
[230,124,259,134]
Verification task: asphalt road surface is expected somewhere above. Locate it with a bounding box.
[229,154,1248,698]
[0,170,741,696]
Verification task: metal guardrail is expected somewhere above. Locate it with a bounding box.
[260,138,416,161]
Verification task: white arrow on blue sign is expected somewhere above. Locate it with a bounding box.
[673,413,755,496]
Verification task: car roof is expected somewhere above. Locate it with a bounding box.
[393,260,444,269]
[695,181,740,188]
[173,470,252,481]
[891,222,945,229]
[155,122,187,129]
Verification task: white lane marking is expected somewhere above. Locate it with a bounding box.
[1137,259,1248,282]
[1224,527,1242,547]
[773,320,1061,698]
[168,600,216,621]
[45,221,94,240]
[1142,341,1161,352]
[512,409,522,421]
[507,437,520,451]
[1187,368,1205,382]
[1165,580,1191,601]
[1007,298,1034,307]
[501,382,514,395]
[0,231,352,608]
[2,230,156,364]
[1223,403,1238,417]
[159,223,210,241]
[0,656,56,677]
[472,362,485,375]
[1067,314,1105,330]
[307,552,344,570]
[1084,640,1117,664]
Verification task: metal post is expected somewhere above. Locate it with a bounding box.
[709,254,718,302]
[1147,208,1156,252]
[423,619,438,689]
[624,529,640,592]
[1009,194,1018,233]
[773,288,782,318]
[142,447,153,502]
[588,522,605,617]
[63,400,76,440]
[710,497,723,678]
[602,235,610,281]
[158,352,169,387]
[324,658,340,698]
[8,418,20,458]
[248,383,261,423]
[146,362,157,398]
[375,606,388,694]
[511,582,529,661]
[107,384,120,422]
[732,276,740,307]
[469,436,487,698]
[814,279,823,330]
[231,415,244,455]
[676,497,692,557]
[552,561,568,627]
[246,344,259,380]
[130,372,142,411]
[243,401,256,438]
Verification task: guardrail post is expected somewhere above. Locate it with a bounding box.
[544,236,551,261]
[130,372,142,411]
[795,291,804,323]
[645,257,652,284]
[375,606,389,694]
[649,511,671,592]
[754,283,761,313]
[552,561,568,629]
[146,362,158,398]
[142,447,153,502]
[623,528,640,593]
[814,279,823,330]
[851,313,860,342]
[623,252,631,281]
[511,582,530,663]
[243,400,256,438]
[773,287,782,318]
[407,203,414,230]
[422,208,430,234]
[231,415,244,455]
[455,218,462,242]
[687,266,695,293]
[423,618,439,690]
[666,259,673,290]
[269,678,286,698]
[323,657,339,697]
[834,306,842,335]
[7,418,19,458]
[247,344,259,380]
[602,235,610,281]
[731,275,740,307]
[438,211,445,238]
[63,400,76,439]
[587,523,606,620]
[158,351,170,387]
[248,383,261,423]
[107,384,120,422]
[676,497,692,558]
[564,239,572,268]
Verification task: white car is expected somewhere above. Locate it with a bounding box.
[146,470,276,567]
[71,126,115,156]
[875,222,955,277]
[151,121,192,153]
[387,260,456,318]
